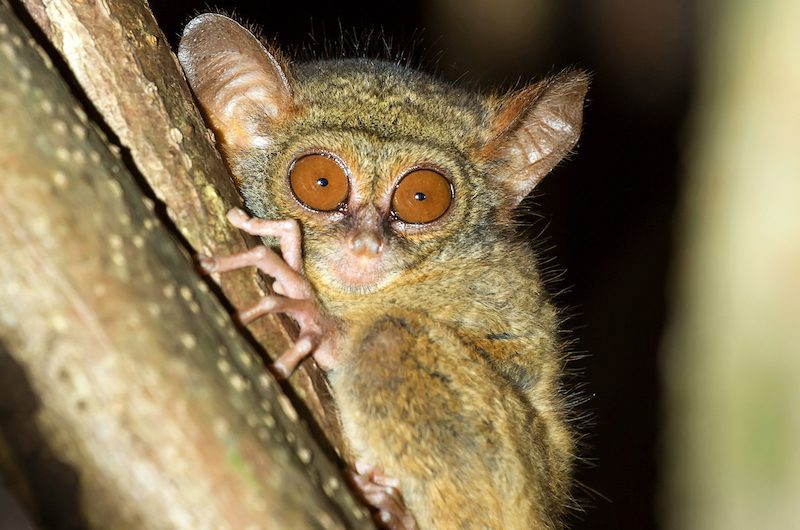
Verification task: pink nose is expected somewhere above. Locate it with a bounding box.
[349,231,382,257]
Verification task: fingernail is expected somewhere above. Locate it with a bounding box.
[269,361,289,380]
[355,460,371,475]
[196,254,216,273]
[234,310,252,325]
[226,207,245,222]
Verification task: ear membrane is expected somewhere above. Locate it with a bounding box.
[482,70,589,206]
[178,14,292,154]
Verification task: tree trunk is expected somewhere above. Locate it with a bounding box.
[0,1,368,528]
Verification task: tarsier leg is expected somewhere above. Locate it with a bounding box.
[347,462,417,530]
[198,208,335,377]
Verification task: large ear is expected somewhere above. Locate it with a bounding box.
[178,14,292,154]
[481,70,589,206]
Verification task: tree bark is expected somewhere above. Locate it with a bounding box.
[15,0,347,455]
[0,1,369,528]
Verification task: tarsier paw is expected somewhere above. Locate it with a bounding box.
[347,462,417,530]
[198,208,337,377]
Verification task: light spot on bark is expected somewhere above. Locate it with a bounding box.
[297,447,312,465]
[71,123,86,139]
[0,42,15,61]
[39,98,53,114]
[278,394,298,423]
[179,333,196,350]
[52,170,67,188]
[72,150,85,165]
[229,373,247,391]
[128,311,141,326]
[238,352,253,367]
[108,180,123,198]
[169,127,183,143]
[73,106,88,124]
[51,314,68,332]
[52,120,67,135]
[213,418,229,438]
[179,285,192,301]
[323,476,340,497]
[217,359,231,374]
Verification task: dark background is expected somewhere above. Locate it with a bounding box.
[153,2,695,528]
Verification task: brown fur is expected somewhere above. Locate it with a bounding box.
[179,14,588,529]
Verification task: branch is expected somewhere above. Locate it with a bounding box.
[0,1,369,527]
[15,0,347,455]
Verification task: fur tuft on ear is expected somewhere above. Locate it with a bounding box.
[178,14,293,155]
[482,70,589,206]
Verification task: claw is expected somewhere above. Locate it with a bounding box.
[347,464,417,530]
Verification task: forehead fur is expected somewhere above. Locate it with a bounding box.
[291,59,492,151]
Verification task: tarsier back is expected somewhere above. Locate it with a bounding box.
[179,13,587,530]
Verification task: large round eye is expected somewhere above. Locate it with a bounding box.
[392,169,453,224]
[289,154,349,211]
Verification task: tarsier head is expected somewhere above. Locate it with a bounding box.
[179,14,588,297]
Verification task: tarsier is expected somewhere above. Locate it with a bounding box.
[179,13,587,530]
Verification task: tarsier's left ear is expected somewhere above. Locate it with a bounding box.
[178,14,292,155]
[481,70,589,206]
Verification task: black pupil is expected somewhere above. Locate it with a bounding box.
[316,177,329,187]
[414,192,426,201]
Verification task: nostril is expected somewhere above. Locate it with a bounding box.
[350,231,382,257]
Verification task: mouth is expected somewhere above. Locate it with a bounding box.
[324,253,393,291]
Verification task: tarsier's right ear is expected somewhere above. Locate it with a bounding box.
[178,14,292,155]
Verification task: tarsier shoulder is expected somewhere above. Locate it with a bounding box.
[179,13,588,530]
